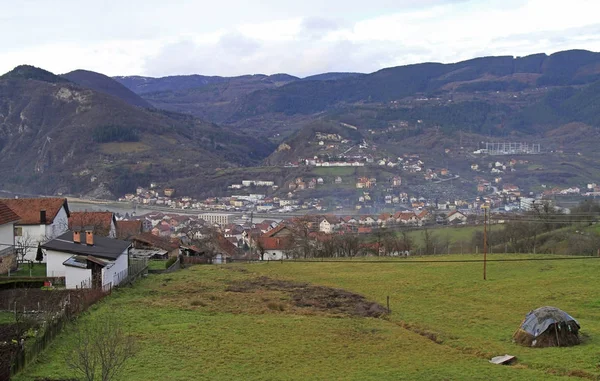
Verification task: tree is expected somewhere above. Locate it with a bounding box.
[66,317,137,381]
[15,233,34,264]
[35,243,44,263]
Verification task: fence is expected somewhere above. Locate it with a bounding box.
[8,286,112,376]
[181,256,211,265]
[113,258,148,287]
[165,257,181,273]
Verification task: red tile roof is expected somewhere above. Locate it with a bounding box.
[0,198,69,225]
[0,201,20,226]
[131,232,180,251]
[116,220,143,240]
[69,212,115,236]
[258,236,292,250]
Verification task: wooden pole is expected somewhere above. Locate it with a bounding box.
[483,208,487,281]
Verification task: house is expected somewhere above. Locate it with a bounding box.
[69,211,116,238]
[130,233,180,258]
[0,201,20,274]
[115,220,143,240]
[377,213,392,226]
[341,216,358,225]
[42,229,131,289]
[319,216,339,233]
[395,211,417,224]
[447,210,467,224]
[257,224,294,260]
[359,216,376,225]
[152,224,172,237]
[0,198,70,262]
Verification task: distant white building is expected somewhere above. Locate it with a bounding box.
[198,213,233,226]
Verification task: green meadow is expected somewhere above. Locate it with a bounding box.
[14,255,600,380]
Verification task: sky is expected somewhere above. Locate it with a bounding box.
[1,0,600,78]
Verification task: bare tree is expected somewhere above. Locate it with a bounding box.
[15,233,34,264]
[66,317,137,381]
[338,233,361,257]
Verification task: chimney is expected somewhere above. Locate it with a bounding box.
[73,226,81,244]
[40,210,47,224]
[85,228,94,246]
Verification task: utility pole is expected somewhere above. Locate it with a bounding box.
[483,207,488,280]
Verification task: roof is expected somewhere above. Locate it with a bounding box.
[131,232,179,251]
[258,236,292,250]
[42,231,130,260]
[321,215,339,224]
[0,201,20,226]
[262,224,292,238]
[69,212,115,236]
[0,198,69,225]
[115,220,143,240]
[63,255,110,269]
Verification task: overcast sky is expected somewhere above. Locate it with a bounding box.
[2,0,600,78]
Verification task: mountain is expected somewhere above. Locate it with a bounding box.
[114,73,299,95]
[0,65,70,83]
[120,74,300,123]
[233,50,600,118]
[61,70,152,108]
[302,72,364,81]
[0,66,274,198]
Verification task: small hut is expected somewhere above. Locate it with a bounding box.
[513,306,580,347]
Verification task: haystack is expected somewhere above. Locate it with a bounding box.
[513,306,580,347]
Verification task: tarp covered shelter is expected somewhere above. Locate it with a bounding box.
[513,306,581,347]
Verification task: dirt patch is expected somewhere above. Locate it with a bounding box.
[227,276,387,318]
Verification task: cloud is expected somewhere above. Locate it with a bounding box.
[1,0,600,77]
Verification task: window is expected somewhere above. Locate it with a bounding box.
[14,227,22,237]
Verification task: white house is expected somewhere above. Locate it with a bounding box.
[318,217,339,233]
[257,225,293,261]
[0,201,20,274]
[42,230,131,288]
[0,198,70,262]
[447,210,468,224]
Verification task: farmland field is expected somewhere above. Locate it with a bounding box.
[14,255,600,380]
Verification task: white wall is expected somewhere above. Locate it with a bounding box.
[0,222,15,252]
[109,220,116,238]
[103,249,128,287]
[16,206,69,262]
[263,250,285,260]
[45,249,69,277]
[65,266,92,289]
[46,206,69,240]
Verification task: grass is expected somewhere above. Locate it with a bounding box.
[309,167,356,176]
[1,263,47,277]
[147,259,168,270]
[0,311,15,324]
[13,256,600,380]
[405,225,490,247]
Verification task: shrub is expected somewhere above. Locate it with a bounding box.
[165,257,177,269]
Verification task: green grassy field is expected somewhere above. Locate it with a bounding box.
[1,263,47,277]
[310,167,356,176]
[14,255,600,380]
[405,225,489,247]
